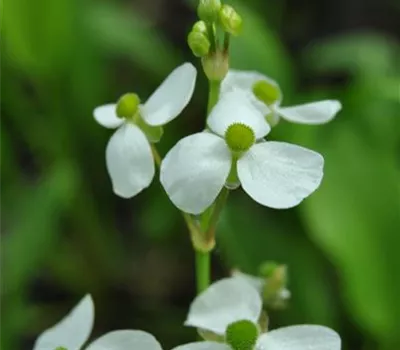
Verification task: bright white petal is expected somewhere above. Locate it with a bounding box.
[141,62,197,126]
[172,342,230,350]
[93,104,124,129]
[231,270,265,294]
[160,133,231,214]
[185,277,262,335]
[221,70,282,114]
[256,325,341,350]
[237,142,324,209]
[86,330,163,350]
[277,100,342,125]
[207,90,270,139]
[106,123,155,198]
[33,295,94,350]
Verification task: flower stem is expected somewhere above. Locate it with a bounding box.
[207,80,221,114]
[223,33,231,54]
[196,250,210,294]
[204,187,229,244]
[151,144,162,167]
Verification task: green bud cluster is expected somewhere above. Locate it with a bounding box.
[188,21,211,57]
[259,261,290,310]
[189,0,243,79]
[225,320,259,350]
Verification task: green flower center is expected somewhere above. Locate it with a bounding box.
[252,80,280,106]
[225,320,259,350]
[224,123,255,153]
[54,347,67,350]
[116,93,141,119]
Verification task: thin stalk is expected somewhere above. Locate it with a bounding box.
[223,33,231,53]
[207,80,221,114]
[204,187,229,245]
[196,251,210,294]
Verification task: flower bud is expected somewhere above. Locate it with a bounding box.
[116,93,140,119]
[219,4,243,36]
[201,51,229,81]
[192,20,208,35]
[197,0,221,23]
[188,30,210,57]
[225,320,259,350]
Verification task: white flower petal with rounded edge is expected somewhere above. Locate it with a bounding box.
[231,270,265,294]
[106,123,155,198]
[160,133,231,214]
[33,295,94,350]
[86,330,163,350]
[93,104,124,129]
[141,62,197,126]
[172,342,231,350]
[184,277,262,335]
[207,90,270,140]
[237,142,324,209]
[277,100,342,125]
[221,70,282,114]
[256,325,341,350]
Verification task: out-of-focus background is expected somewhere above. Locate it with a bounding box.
[1,0,399,349]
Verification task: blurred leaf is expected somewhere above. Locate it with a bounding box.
[304,32,399,77]
[2,0,76,74]
[85,3,180,77]
[217,201,340,327]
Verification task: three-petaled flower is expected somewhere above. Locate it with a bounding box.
[160,90,324,214]
[181,277,341,350]
[221,70,342,126]
[94,63,197,198]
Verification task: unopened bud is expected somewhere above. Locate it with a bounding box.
[219,5,242,36]
[197,0,221,23]
[116,93,140,119]
[192,20,208,35]
[188,30,210,57]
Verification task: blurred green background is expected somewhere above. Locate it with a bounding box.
[1,0,399,349]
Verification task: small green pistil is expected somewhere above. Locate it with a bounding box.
[252,80,280,106]
[54,347,67,350]
[225,320,259,350]
[116,93,140,119]
[225,123,255,153]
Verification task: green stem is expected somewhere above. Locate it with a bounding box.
[223,33,231,53]
[204,187,230,244]
[196,250,210,294]
[207,80,221,114]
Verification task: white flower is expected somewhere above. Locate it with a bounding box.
[232,270,291,304]
[221,70,342,125]
[180,277,341,350]
[93,62,197,198]
[160,91,324,214]
[33,295,165,350]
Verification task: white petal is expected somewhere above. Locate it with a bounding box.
[106,123,155,198]
[231,270,265,294]
[172,342,230,350]
[256,325,341,350]
[33,295,94,350]
[160,133,231,214]
[221,70,282,114]
[86,330,163,350]
[277,100,342,125]
[141,62,197,126]
[93,104,124,129]
[184,277,262,335]
[207,90,270,139]
[237,142,324,209]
